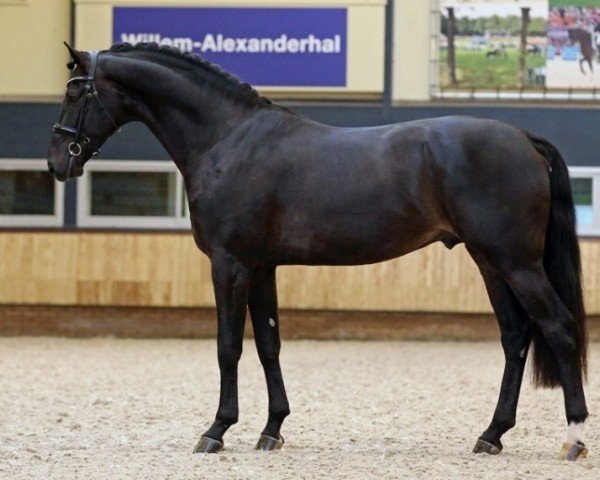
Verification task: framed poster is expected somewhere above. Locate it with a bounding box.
[547,1,600,88]
[440,0,547,91]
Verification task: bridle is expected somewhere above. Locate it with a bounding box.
[52,50,120,168]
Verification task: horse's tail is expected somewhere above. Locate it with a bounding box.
[527,133,587,388]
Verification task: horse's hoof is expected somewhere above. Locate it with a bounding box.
[193,436,224,454]
[255,434,284,451]
[472,438,502,455]
[559,441,588,461]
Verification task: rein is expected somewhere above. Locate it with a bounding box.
[52,50,120,172]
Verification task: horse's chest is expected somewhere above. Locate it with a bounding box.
[188,196,221,254]
[187,189,258,257]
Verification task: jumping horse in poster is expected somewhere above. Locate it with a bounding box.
[568,27,595,74]
[47,43,589,460]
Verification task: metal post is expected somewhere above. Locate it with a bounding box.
[382,0,395,123]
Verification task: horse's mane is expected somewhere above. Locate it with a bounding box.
[108,42,273,108]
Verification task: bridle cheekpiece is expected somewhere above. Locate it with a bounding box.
[52,50,120,165]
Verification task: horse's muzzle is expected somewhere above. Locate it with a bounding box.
[47,155,84,182]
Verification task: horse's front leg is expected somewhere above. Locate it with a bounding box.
[194,252,250,454]
[248,267,290,451]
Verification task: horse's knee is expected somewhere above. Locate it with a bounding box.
[257,344,280,366]
[218,343,242,367]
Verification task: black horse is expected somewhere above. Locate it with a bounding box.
[47,43,589,460]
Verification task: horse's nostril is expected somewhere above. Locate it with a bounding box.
[48,161,55,175]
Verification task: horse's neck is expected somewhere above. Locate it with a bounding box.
[107,55,258,174]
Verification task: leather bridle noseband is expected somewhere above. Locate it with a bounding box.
[52,50,120,167]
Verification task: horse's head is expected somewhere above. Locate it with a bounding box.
[48,44,122,181]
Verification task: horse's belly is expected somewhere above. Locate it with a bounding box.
[274,217,441,266]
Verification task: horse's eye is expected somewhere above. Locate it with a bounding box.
[66,84,83,101]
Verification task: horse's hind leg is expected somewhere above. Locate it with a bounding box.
[579,58,592,74]
[502,266,589,460]
[248,267,290,451]
[469,251,532,455]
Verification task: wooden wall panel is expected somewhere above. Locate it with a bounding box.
[276,243,489,311]
[0,232,599,313]
[581,243,600,313]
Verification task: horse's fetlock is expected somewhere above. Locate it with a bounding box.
[217,413,239,427]
[567,411,589,425]
[493,418,516,433]
[271,406,291,420]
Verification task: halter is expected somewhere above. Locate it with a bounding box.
[52,50,120,162]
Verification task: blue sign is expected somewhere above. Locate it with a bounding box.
[113,7,347,87]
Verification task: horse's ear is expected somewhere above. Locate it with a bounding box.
[64,41,88,70]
